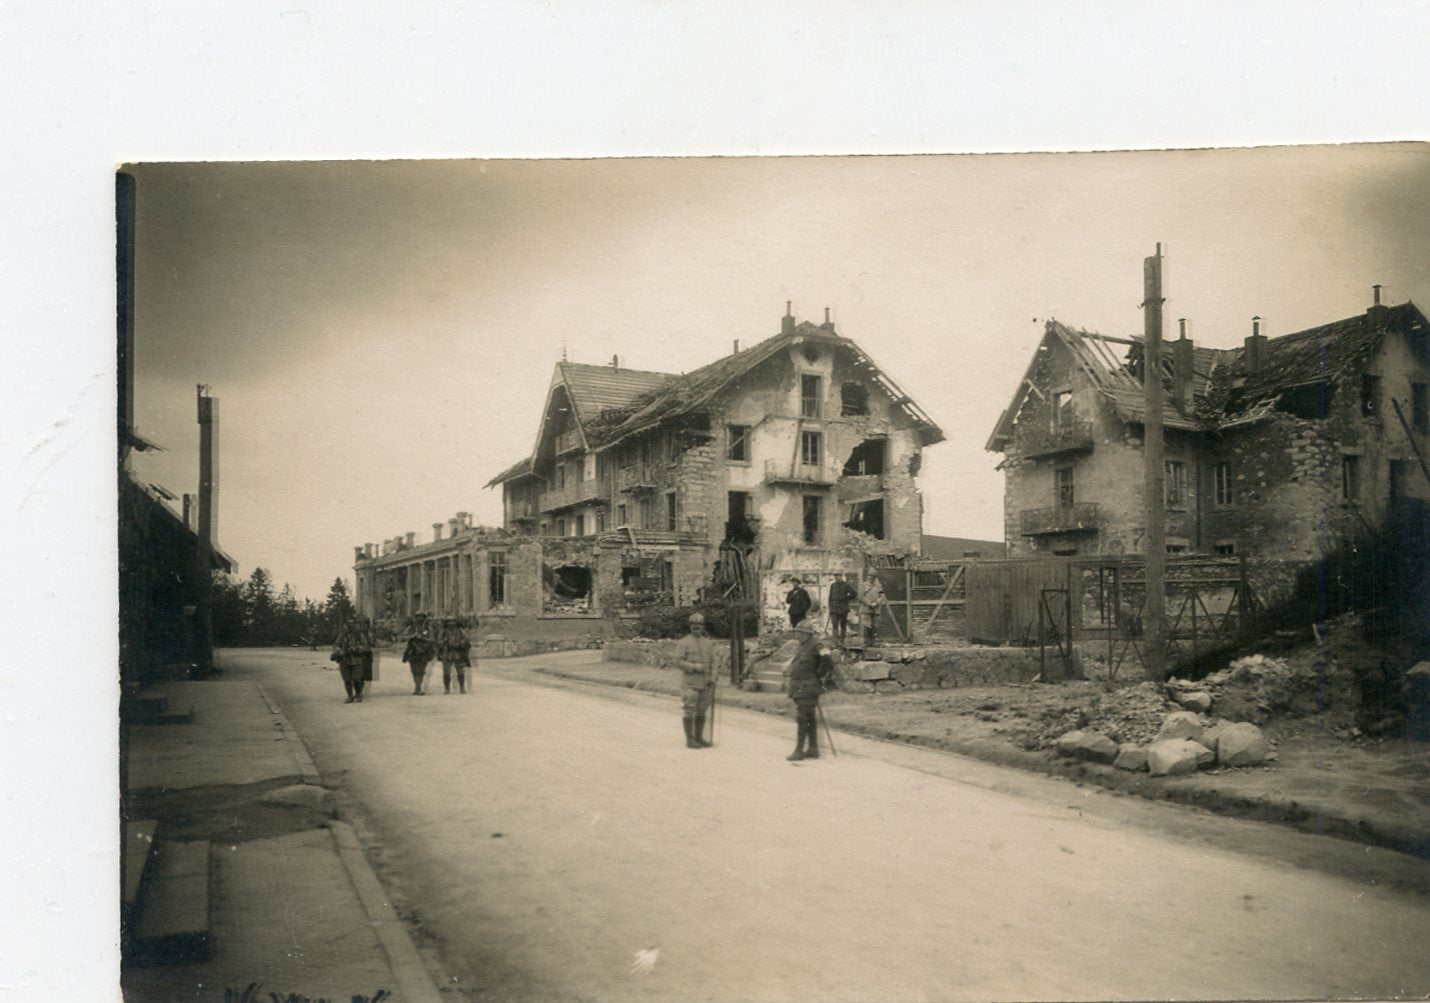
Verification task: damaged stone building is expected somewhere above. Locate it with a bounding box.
[353,307,944,633]
[986,292,1430,579]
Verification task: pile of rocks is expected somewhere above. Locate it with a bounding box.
[1055,708,1272,776]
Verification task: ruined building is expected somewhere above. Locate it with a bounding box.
[353,307,944,633]
[986,291,1430,580]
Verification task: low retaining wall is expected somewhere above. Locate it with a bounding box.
[603,639,733,675]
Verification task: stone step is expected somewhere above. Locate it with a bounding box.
[131,840,212,966]
[128,701,195,726]
[122,820,159,914]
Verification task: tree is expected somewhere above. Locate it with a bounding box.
[323,577,356,642]
[242,567,277,644]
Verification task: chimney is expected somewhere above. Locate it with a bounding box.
[433,522,444,542]
[1172,318,1194,411]
[448,517,460,537]
[610,354,619,369]
[732,339,740,354]
[182,493,194,529]
[821,307,836,334]
[196,386,216,547]
[354,545,365,562]
[1244,316,1268,373]
[781,301,795,335]
[365,543,375,559]
[1367,284,1389,328]
[405,531,415,549]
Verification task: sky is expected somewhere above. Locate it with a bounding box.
[126,146,1430,600]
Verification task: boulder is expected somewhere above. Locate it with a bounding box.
[1215,722,1270,766]
[856,660,891,682]
[1113,743,1148,772]
[1154,710,1204,743]
[1054,730,1119,764]
[1146,739,1211,777]
[1171,689,1213,713]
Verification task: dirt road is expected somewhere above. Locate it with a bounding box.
[230,648,1430,1002]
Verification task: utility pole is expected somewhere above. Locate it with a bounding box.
[195,385,217,676]
[1142,245,1167,681]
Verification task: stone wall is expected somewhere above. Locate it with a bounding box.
[604,638,733,675]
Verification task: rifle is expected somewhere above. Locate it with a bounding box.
[816,700,838,758]
[704,673,717,747]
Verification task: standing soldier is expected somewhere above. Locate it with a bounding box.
[859,575,886,646]
[785,577,812,630]
[786,622,833,761]
[329,617,369,704]
[355,614,376,689]
[401,613,436,696]
[827,573,858,645]
[673,611,716,749]
[438,616,472,695]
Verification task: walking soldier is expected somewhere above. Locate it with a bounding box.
[401,613,436,696]
[674,611,716,749]
[786,623,833,761]
[438,616,473,694]
[330,617,371,704]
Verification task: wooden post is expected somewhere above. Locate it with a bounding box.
[1143,245,1168,681]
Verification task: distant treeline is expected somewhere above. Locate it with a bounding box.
[212,568,355,648]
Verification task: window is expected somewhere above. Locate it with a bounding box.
[801,430,822,467]
[616,503,627,526]
[556,463,566,489]
[1213,462,1234,506]
[666,491,678,531]
[840,382,869,416]
[842,437,886,476]
[802,495,821,545]
[727,424,751,462]
[801,374,823,418]
[1341,454,1361,503]
[573,514,585,537]
[1052,390,1074,428]
[1361,373,1380,417]
[1056,466,1075,510]
[555,517,566,537]
[845,498,885,538]
[1213,542,1236,556]
[1165,460,1187,506]
[1390,459,1408,501]
[640,497,655,529]
[488,551,507,605]
[594,508,606,533]
[1413,383,1428,433]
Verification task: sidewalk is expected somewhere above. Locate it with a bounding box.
[502,649,1430,862]
[122,680,442,1003]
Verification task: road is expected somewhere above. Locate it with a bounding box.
[227,647,1430,1002]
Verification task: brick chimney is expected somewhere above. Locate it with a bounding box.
[405,531,415,548]
[1173,318,1194,411]
[1367,284,1389,329]
[820,307,836,334]
[1244,316,1268,373]
[781,301,795,336]
[354,545,365,562]
[432,522,444,542]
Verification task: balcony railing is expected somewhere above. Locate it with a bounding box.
[617,463,660,492]
[554,429,584,455]
[764,458,836,486]
[1020,502,1100,536]
[1019,420,1095,460]
[539,477,607,513]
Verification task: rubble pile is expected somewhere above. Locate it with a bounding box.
[1020,681,1170,749]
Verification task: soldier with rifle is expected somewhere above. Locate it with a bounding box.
[401,612,437,696]
[674,611,717,749]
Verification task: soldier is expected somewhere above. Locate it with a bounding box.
[673,611,716,749]
[401,613,437,696]
[329,617,370,704]
[827,573,858,644]
[438,616,473,694]
[355,615,376,688]
[785,577,812,630]
[859,576,886,646]
[786,622,833,761]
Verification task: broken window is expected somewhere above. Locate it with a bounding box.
[1213,462,1233,506]
[727,424,750,462]
[488,551,507,605]
[726,491,756,544]
[840,382,869,416]
[1361,373,1381,417]
[802,495,822,545]
[1056,466,1075,510]
[1164,460,1186,506]
[1341,454,1361,502]
[544,564,593,612]
[842,437,886,476]
[801,430,822,467]
[1414,383,1428,432]
[844,498,885,539]
[1052,390,1074,428]
[666,491,678,531]
[1278,382,1332,420]
[801,374,823,418]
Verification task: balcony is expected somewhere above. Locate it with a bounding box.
[539,477,607,513]
[554,429,584,456]
[1020,502,1100,536]
[764,458,836,487]
[837,473,885,502]
[617,463,660,493]
[1019,420,1095,460]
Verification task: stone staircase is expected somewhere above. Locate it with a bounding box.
[121,687,193,726]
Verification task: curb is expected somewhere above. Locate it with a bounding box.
[254,683,323,785]
[329,820,444,1003]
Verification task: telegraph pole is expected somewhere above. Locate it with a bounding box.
[1142,245,1167,681]
[195,385,217,676]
